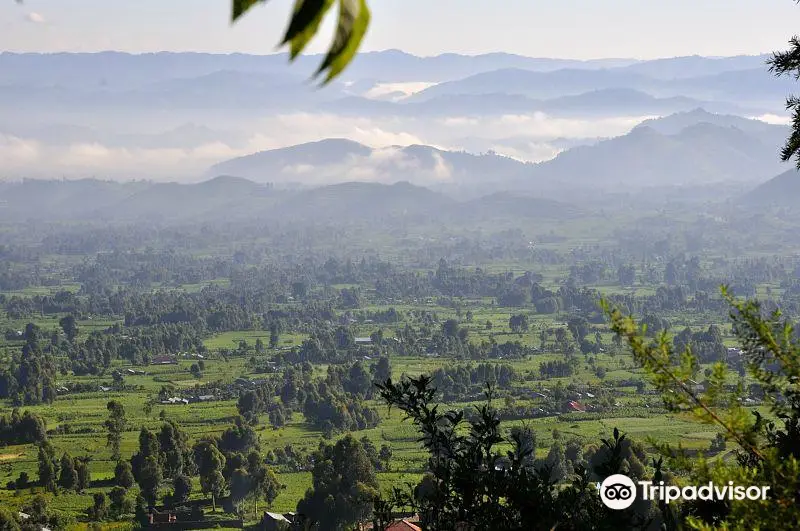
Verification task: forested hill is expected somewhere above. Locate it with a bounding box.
[0,178,578,224]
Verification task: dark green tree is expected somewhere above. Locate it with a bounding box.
[193,440,227,512]
[158,420,193,477]
[137,456,163,506]
[0,508,20,531]
[229,467,251,516]
[87,492,108,521]
[114,460,134,489]
[75,456,91,492]
[109,486,133,517]
[246,451,282,518]
[58,314,78,342]
[36,443,57,492]
[105,400,126,461]
[58,452,78,491]
[770,33,800,168]
[296,434,379,530]
[172,474,192,504]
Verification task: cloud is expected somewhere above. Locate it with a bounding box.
[0,135,41,168]
[26,12,45,24]
[363,82,438,101]
[0,110,656,182]
[271,147,453,186]
[751,114,791,126]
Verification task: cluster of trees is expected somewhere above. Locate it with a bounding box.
[34,440,92,494]
[101,413,281,522]
[236,360,384,435]
[0,494,72,530]
[0,409,47,445]
[538,359,578,379]
[672,324,726,363]
[0,324,57,405]
[430,362,518,401]
[303,381,381,438]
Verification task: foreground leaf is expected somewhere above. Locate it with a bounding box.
[315,0,370,84]
[283,0,336,59]
[231,0,266,22]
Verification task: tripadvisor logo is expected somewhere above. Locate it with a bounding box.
[598,474,771,510]
[599,474,637,509]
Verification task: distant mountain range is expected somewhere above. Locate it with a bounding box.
[0,177,578,225]
[207,110,790,189]
[408,66,791,112]
[0,50,768,86]
[320,88,765,118]
[0,51,781,113]
[0,51,791,184]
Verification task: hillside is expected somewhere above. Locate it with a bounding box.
[517,116,786,189]
[208,139,529,186]
[741,169,800,207]
[0,177,584,225]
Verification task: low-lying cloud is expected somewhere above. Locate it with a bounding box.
[25,12,45,24]
[276,147,454,187]
[0,110,663,183]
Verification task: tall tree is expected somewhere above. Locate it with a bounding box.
[158,420,193,476]
[58,452,78,490]
[74,456,91,492]
[770,34,800,168]
[58,314,78,342]
[137,456,162,506]
[194,440,227,512]
[296,434,379,530]
[105,400,126,461]
[246,451,282,519]
[229,467,251,516]
[172,474,192,504]
[36,443,57,492]
[114,460,134,489]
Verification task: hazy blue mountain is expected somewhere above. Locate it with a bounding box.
[0,177,579,224]
[665,68,792,106]
[615,54,769,79]
[408,68,653,101]
[634,109,788,148]
[320,89,762,118]
[208,139,529,186]
[0,179,149,222]
[408,66,794,111]
[518,118,788,189]
[0,69,349,112]
[741,169,800,207]
[461,192,581,220]
[1,51,765,88]
[0,50,637,88]
[271,181,455,222]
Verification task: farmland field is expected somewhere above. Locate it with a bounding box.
[0,191,796,530]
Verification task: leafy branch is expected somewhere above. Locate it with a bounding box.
[232,0,371,84]
[601,293,763,460]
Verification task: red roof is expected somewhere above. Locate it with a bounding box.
[568,401,585,412]
[386,520,422,531]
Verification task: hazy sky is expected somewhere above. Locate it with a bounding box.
[1,0,799,59]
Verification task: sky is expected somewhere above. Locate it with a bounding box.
[1,0,799,59]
